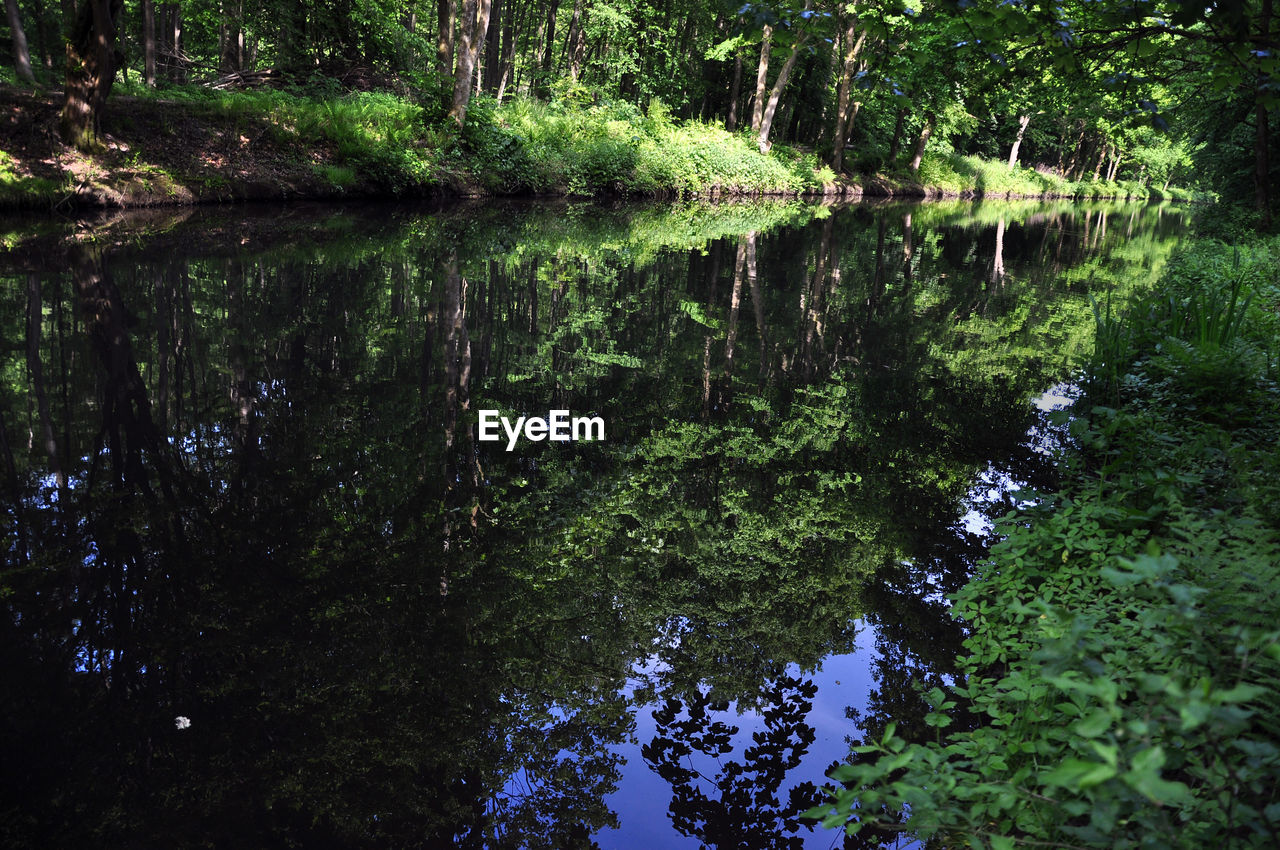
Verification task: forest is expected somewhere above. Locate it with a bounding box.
[1,0,1275,214]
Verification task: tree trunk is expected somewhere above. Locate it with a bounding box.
[750,24,772,133]
[142,0,156,85]
[1007,113,1031,169]
[33,0,56,71]
[726,48,742,130]
[887,107,905,163]
[481,0,504,92]
[60,0,124,148]
[757,27,808,153]
[164,3,185,82]
[830,18,866,172]
[493,0,523,100]
[218,0,243,72]
[908,112,935,174]
[1063,119,1086,178]
[448,0,492,125]
[537,0,559,96]
[562,0,587,81]
[4,0,35,83]
[438,0,456,75]
[157,3,171,79]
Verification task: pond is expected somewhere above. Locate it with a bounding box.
[0,198,1186,848]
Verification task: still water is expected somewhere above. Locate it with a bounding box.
[0,199,1185,848]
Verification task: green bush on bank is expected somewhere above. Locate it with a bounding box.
[488,96,835,196]
[910,152,1184,200]
[809,235,1280,848]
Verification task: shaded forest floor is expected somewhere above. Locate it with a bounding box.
[2,86,373,208]
[1,83,1197,211]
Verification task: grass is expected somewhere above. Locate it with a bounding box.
[0,149,71,208]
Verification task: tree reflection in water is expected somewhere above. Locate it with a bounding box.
[643,676,820,849]
[0,199,1186,848]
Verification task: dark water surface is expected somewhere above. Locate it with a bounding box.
[0,199,1186,848]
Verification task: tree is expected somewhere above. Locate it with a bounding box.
[830,9,868,172]
[60,0,124,148]
[742,0,819,153]
[955,0,1278,224]
[448,0,493,124]
[5,0,35,83]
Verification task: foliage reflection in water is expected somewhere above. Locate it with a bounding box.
[0,198,1186,848]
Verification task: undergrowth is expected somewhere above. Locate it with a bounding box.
[809,235,1280,848]
[2,78,1207,202]
[484,96,835,196]
[910,152,1200,201]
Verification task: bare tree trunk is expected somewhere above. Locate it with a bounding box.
[830,18,866,171]
[750,24,772,133]
[218,0,243,72]
[494,0,524,100]
[908,112,935,174]
[1007,114,1031,168]
[1088,141,1106,181]
[1063,119,1086,178]
[163,3,185,82]
[33,0,56,70]
[142,0,156,85]
[756,31,806,153]
[448,0,493,125]
[157,2,171,79]
[438,0,456,74]
[726,48,742,130]
[887,107,905,163]
[562,0,587,80]
[482,0,505,92]
[5,0,35,83]
[537,0,559,96]
[60,0,124,148]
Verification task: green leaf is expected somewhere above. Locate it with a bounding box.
[1075,709,1112,738]
[1179,701,1211,731]
[1042,758,1116,789]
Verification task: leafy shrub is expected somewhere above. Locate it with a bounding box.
[490,96,829,197]
[809,233,1280,849]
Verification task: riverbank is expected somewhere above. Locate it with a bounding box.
[1,83,1199,211]
[810,233,1280,847]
